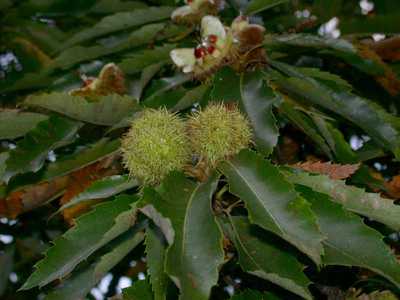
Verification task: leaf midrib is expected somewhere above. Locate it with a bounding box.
[224,160,284,235]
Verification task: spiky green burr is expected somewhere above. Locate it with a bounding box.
[121,108,190,186]
[187,103,252,166]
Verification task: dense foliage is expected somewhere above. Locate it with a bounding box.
[1,0,400,299]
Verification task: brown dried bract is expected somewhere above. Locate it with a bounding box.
[293,161,360,180]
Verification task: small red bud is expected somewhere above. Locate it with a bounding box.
[207,45,216,54]
[208,34,218,44]
[194,47,207,58]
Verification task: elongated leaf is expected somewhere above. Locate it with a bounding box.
[299,187,400,287]
[245,0,288,15]
[132,63,166,101]
[119,44,175,75]
[172,84,209,112]
[123,280,153,300]
[21,195,138,289]
[265,33,356,53]
[25,93,140,126]
[144,73,190,108]
[279,102,334,160]
[0,110,48,140]
[53,23,167,69]
[240,71,279,156]
[219,150,324,264]
[2,116,81,183]
[270,62,400,159]
[140,173,224,300]
[44,228,145,300]
[42,139,120,182]
[226,216,312,299]
[63,6,173,48]
[145,225,168,300]
[60,175,138,210]
[284,169,400,231]
[310,114,358,164]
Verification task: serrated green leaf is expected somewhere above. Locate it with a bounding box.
[265,34,356,54]
[310,115,358,164]
[240,71,279,156]
[123,279,154,300]
[298,187,400,287]
[2,116,81,183]
[270,62,400,159]
[143,74,190,108]
[62,6,173,48]
[279,102,334,160]
[42,139,120,182]
[53,23,167,69]
[145,225,168,300]
[218,150,324,264]
[245,0,288,15]
[172,84,209,112]
[44,228,145,300]
[0,110,48,140]
[226,216,312,299]
[119,44,175,75]
[139,172,224,300]
[132,62,166,101]
[60,175,138,211]
[298,67,353,91]
[21,194,138,290]
[231,289,280,300]
[283,169,400,231]
[25,93,139,126]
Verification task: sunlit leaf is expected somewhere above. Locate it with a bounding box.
[284,169,400,231]
[240,71,279,156]
[226,216,312,299]
[299,187,400,287]
[21,194,138,289]
[219,150,324,264]
[44,228,145,300]
[140,173,224,300]
[145,225,168,300]
[0,110,48,140]
[62,6,174,48]
[2,116,81,183]
[25,93,139,126]
[60,175,138,211]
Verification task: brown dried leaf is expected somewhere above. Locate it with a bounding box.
[59,156,120,225]
[0,191,24,219]
[0,176,68,219]
[384,175,400,199]
[358,44,400,96]
[293,161,360,180]
[70,63,127,100]
[371,36,400,62]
